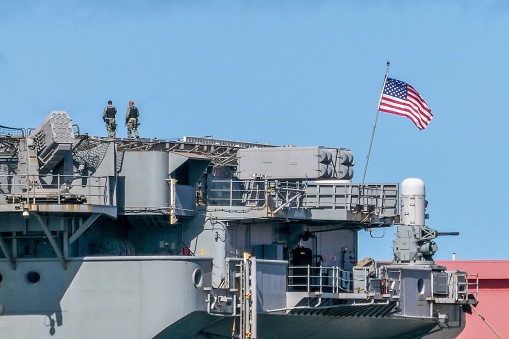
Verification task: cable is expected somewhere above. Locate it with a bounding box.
[470,304,503,339]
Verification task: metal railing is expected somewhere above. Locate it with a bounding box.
[288,265,353,293]
[0,125,25,138]
[208,179,305,208]
[207,178,399,218]
[451,271,469,301]
[0,174,112,206]
[305,182,399,217]
[430,270,472,303]
[467,273,479,303]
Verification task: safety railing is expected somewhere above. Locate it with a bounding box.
[208,179,305,208]
[431,270,471,303]
[207,178,399,219]
[0,125,25,138]
[467,273,479,303]
[305,182,399,218]
[452,271,469,301]
[288,265,353,293]
[0,174,112,206]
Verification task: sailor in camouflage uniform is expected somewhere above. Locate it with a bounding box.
[102,100,117,138]
[126,100,140,139]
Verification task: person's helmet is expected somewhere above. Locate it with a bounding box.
[108,100,112,105]
[129,100,134,105]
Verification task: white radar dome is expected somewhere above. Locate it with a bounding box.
[400,178,426,226]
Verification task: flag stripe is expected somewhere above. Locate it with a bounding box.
[380,96,429,129]
[380,95,430,121]
[378,78,433,130]
[380,94,430,129]
[379,98,427,129]
[407,86,432,119]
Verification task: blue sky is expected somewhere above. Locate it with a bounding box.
[1,1,508,260]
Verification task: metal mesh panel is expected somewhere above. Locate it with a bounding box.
[72,136,110,172]
[0,125,24,138]
[0,163,14,194]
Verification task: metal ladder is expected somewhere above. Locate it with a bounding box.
[235,253,257,339]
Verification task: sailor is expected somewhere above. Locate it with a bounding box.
[125,100,140,139]
[102,100,117,138]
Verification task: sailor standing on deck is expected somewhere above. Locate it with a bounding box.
[102,100,117,138]
[125,100,140,139]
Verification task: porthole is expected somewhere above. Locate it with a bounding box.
[417,278,424,294]
[192,268,203,289]
[26,271,41,284]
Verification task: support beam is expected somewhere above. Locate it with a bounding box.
[0,234,16,270]
[33,213,67,270]
[68,213,101,245]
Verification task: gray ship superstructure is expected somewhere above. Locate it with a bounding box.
[0,111,477,338]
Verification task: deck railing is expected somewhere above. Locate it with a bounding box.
[467,273,479,303]
[208,179,305,208]
[0,174,112,206]
[288,264,354,293]
[208,178,399,217]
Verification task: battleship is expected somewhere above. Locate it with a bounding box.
[0,111,477,338]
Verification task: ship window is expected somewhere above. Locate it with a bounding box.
[26,271,41,284]
[192,268,203,289]
[417,278,424,294]
[0,273,3,284]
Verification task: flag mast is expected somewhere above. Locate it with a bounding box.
[361,60,391,186]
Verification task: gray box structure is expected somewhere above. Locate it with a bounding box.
[236,147,353,180]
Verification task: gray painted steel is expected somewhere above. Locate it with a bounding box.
[0,257,212,338]
[237,146,354,180]
[119,151,169,209]
[0,111,472,339]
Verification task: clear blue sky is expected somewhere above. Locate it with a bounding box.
[1,1,508,260]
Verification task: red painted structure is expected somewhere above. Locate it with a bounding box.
[436,260,509,338]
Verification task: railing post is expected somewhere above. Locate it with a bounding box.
[88,174,92,203]
[319,263,323,294]
[333,267,337,293]
[364,267,368,291]
[25,175,29,203]
[169,178,177,224]
[57,174,61,204]
[105,176,108,205]
[31,175,36,204]
[229,179,233,206]
[307,265,310,292]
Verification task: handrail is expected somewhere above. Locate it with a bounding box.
[0,173,112,206]
[0,125,25,138]
[467,273,479,303]
[288,264,354,293]
[207,178,399,217]
[209,179,305,208]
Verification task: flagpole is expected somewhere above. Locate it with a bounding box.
[361,60,391,186]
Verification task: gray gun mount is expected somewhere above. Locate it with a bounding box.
[392,178,459,264]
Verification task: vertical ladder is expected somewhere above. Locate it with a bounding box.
[237,253,257,339]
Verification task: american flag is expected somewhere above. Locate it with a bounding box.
[378,78,433,130]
